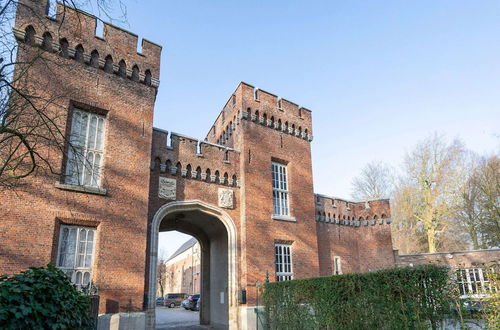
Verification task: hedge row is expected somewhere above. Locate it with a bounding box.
[263,265,454,330]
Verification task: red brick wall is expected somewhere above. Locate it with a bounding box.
[315,195,395,275]
[0,1,160,313]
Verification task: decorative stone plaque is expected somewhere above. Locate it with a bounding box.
[159,177,176,199]
[218,188,233,209]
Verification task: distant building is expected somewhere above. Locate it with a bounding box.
[161,238,201,296]
[395,248,500,299]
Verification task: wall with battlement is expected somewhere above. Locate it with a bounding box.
[206,82,313,148]
[315,194,395,274]
[151,129,240,187]
[15,0,161,87]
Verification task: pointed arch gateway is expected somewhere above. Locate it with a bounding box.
[147,200,238,329]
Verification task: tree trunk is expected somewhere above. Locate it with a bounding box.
[427,227,436,253]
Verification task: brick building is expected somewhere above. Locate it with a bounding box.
[161,238,201,297]
[1,1,394,329]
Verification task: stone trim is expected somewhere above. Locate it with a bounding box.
[54,181,107,195]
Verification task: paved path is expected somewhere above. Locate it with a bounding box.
[156,306,201,329]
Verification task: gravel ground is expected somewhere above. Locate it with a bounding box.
[156,306,201,329]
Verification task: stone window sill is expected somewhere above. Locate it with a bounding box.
[272,215,296,222]
[55,182,107,196]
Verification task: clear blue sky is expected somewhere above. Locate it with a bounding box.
[102,1,500,257]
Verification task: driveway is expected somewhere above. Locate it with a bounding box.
[156,306,201,329]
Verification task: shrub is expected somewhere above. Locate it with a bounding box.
[0,264,93,329]
[263,265,455,330]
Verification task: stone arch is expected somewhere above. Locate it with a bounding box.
[24,25,35,45]
[131,65,140,81]
[118,59,127,77]
[147,200,238,329]
[144,69,152,86]
[90,50,99,68]
[75,44,84,63]
[104,55,113,73]
[42,31,53,51]
[59,38,69,57]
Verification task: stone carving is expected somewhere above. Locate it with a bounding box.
[218,188,233,209]
[159,177,176,199]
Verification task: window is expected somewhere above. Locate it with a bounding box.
[456,268,497,298]
[272,162,289,216]
[56,225,96,290]
[334,256,342,275]
[65,108,105,187]
[275,244,293,281]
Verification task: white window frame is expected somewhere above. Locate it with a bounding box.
[56,225,97,290]
[272,162,289,216]
[333,256,342,275]
[275,243,293,281]
[65,108,106,188]
[456,268,497,299]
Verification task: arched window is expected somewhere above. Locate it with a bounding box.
[42,32,53,51]
[298,126,302,135]
[343,215,346,220]
[284,121,289,130]
[305,128,308,136]
[90,50,99,68]
[223,173,229,185]
[195,166,202,180]
[292,124,295,131]
[186,164,192,178]
[118,60,127,77]
[263,113,267,123]
[144,70,152,86]
[24,25,35,45]
[277,119,282,129]
[166,160,172,173]
[205,169,211,182]
[131,65,139,81]
[224,150,229,162]
[75,44,84,63]
[381,214,387,219]
[373,215,378,220]
[232,175,237,186]
[104,55,113,73]
[59,38,69,58]
[215,171,220,184]
[176,162,182,175]
[255,110,259,119]
[154,157,161,171]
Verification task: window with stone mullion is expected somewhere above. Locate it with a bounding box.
[57,225,96,290]
[66,109,105,187]
[272,162,289,216]
[275,244,293,281]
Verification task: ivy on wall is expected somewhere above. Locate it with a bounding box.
[263,265,454,330]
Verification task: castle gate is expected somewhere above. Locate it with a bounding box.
[146,201,238,330]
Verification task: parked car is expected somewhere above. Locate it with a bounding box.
[164,293,186,308]
[186,293,200,311]
[181,298,190,310]
[194,298,200,311]
[156,296,164,306]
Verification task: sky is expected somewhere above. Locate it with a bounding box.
[92,0,500,257]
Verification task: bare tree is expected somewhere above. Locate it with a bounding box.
[157,250,168,298]
[398,133,465,253]
[351,161,394,201]
[0,0,125,188]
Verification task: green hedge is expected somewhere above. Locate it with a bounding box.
[263,265,454,330]
[0,264,93,329]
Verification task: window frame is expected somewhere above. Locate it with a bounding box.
[64,107,106,188]
[333,256,342,275]
[56,225,97,290]
[275,243,293,281]
[456,267,497,299]
[272,162,290,217]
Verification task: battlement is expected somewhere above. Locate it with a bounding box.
[314,193,392,227]
[206,82,314,146]
[14,0,161,87]
[151,128,240,187]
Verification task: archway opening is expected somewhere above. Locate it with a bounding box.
[149,202,235,329]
